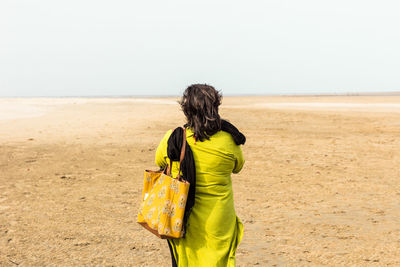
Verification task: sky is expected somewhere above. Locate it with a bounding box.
[1,0,399,97]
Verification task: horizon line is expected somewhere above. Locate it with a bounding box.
[1,91,400,98]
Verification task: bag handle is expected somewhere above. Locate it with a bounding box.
[177,127,186,181]
[165,127,187,181]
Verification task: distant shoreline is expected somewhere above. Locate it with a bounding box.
[1,91,400,98]
[1,94,399,121]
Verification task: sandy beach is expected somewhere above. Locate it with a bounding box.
[0,96,399,266]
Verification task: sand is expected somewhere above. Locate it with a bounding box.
[0,96,399,266]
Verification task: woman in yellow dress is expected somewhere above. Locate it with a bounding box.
[155,84,245,267]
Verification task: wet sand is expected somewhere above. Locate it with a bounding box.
[0,96,399,266]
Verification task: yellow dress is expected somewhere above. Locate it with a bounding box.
[155,127,245,267]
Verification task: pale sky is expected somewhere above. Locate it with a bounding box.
[1,0,399,97]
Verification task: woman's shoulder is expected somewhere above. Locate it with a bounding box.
[212,130,236,142]
[161,129,174,140]
[213,131,241,151]
[185,127,232,142]
[190,128,239,150]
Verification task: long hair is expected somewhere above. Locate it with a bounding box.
[179,84,222,141]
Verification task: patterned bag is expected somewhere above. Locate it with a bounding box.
[137,128,190,239]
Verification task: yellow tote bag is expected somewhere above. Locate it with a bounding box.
[137,128,190,239]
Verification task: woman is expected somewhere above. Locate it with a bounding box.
[155,84,245,267]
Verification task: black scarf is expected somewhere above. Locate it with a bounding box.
[166,119,246,236]
[221,119,246,145]
[167,127,195,237]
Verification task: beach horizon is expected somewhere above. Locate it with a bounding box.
[1,94,400,121]
[1,90,400,98]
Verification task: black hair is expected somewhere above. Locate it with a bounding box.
[179,84,222,141]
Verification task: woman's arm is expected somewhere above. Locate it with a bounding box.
[232,145,245,174]
[155,129,173,168]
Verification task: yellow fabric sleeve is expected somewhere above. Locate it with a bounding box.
[154,129,173,168]
[232,145,245,174]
